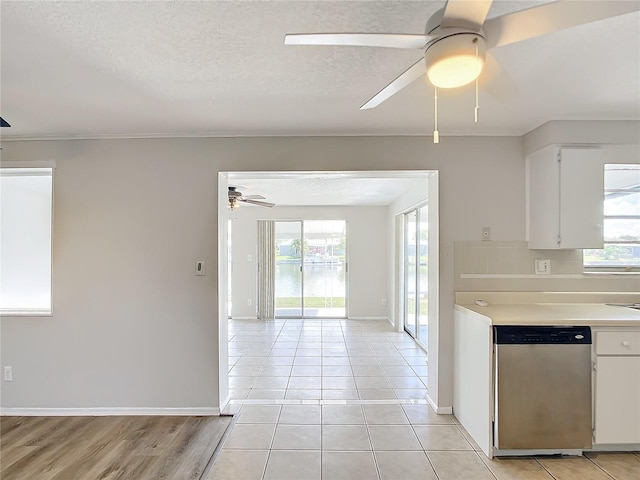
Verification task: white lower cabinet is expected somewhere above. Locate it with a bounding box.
[593,330,640,445]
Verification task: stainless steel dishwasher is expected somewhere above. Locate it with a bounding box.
[493,325,592,452]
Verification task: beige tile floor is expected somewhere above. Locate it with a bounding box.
[211,319,640,480]
[227,319,428,402]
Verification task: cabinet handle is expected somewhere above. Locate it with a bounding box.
[621,340,630,347]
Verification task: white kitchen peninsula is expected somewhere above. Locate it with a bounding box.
[453,292,640,458]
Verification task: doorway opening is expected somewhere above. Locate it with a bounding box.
[274,220,347,318]
[218,170,438,410]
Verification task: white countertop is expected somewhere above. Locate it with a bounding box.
[455,302,640,326]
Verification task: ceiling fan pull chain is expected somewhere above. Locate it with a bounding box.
[474,78,479,123]
[474,43,479,123]
[433,86,439,144]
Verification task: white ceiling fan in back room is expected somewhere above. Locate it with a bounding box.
[285,0,640,143]
[228,186,275,210]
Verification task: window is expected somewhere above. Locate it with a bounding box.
[583,164,640,270]
[0,166,54,314]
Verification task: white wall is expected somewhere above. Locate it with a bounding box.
[0,135,525,413]
[1,128,635,412]
[229,205,388,319]
[1,141,220,411]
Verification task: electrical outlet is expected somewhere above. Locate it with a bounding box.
[4,366,13,382]
[381,298,387,306]
[247,298,252,306]
[535,259,551,275]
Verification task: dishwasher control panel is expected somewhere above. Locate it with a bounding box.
[494,326,592,344]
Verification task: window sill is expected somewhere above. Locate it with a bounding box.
[1,309,52,317]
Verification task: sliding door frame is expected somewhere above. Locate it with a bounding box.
[402,203,428,348]
[274,219,348,319]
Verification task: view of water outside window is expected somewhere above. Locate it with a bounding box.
[275,220,346,317]
[584,164,640,268]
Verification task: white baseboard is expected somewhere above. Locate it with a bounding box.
[219,394,231,413]
[589,443,640,452]
[427,395,453,415]
[232,317,392,322]
[348,317,389,321]
[0,407,220,417]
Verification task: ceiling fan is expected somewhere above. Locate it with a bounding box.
[228,186,275,209]
[285,0,639,139]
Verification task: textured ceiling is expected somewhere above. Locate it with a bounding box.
[227,171,431,206]
[1,1,639,140]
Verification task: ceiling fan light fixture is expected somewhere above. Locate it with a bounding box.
[425,33,486,89]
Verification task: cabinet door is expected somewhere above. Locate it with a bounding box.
[527,146,604,249]
[527,146,561,249]
[594,356,640,444]
[559,149,604,249]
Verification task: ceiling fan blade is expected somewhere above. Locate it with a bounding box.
[441,0,493,30]
[479,52,519,102]
[242,194,266,200]
[240,199,276,208]
[285,33,431,49]
[360,58,427,110]
[485,0,640,49]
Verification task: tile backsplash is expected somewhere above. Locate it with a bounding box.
[454,241,639,292]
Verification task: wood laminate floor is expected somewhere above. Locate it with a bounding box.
[0,415,232,480]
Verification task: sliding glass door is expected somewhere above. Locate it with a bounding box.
[404,211,417,337]
[417,204,429,343]
[404,204,428,345]
[303,220,346,317]
[275,221,303,317]
[274,220,347,318]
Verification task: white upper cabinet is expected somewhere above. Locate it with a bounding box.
[527,145,605,249]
